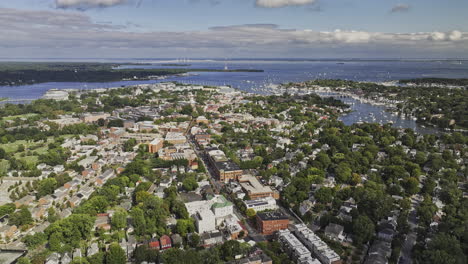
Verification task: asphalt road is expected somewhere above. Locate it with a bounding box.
[398,195,422,264]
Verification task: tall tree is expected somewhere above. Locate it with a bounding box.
[352,215,375,245]
[106,243,126,264]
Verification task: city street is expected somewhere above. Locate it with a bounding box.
[398,195,422,264]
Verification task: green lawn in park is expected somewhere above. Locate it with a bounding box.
[2,113,38,121]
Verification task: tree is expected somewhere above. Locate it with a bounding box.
[315,187,333,204]
[189,233,200,248]
[106,243,126,264]
[402,177,420,195]
[47,207,58,223]
[49,232,63,251]
[76,195,109,215]
[107,119,124,128]
[123,138,137,152]
[171,200,189,219]
[0,148,6,159]
[9,207,33,227]
[335,162,352,183]
[111,211,127,230]
[22,232,47,249]
[422,233,466,264]
[220,240,242,261]
[315,152,331,169]
[180,104,193,115]
[97,118,106,127]
[70,258,90,264]
[182,176,198,191]
[352,215,375,245]
[17,144,25,152]
[37,177,58,197]
[246,208,256,219]
[417,196,437,225]
[0,203,16,217]
[17,257,31,264]
[45,214,94,249]
[357,185,393,222]
[175,219,195,236]
[131,207,147,236]
[88,252,105,264]
[414,151,427,165]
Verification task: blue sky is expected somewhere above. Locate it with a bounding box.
[0,0,467,58]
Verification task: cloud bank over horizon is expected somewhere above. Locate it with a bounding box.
[0,7,466,58]
[55,0,129,9]
[255,0,317,8]
[54,0,319,10]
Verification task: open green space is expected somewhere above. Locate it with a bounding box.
[2,113,39,121]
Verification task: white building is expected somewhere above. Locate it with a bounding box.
[194,209,216,234]
[185,195,234,233]
[244,196,278,212]
[210,195,232,216]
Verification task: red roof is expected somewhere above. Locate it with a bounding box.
[160,235,172,249]
[149,241,160,249]
[96,213,109,217]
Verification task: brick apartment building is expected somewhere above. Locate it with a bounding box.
[256,211,289,235]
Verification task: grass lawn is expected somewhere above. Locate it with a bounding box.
[2,140,32,153]
[2,113,38,121]
[1,135,75,169]
[17,156,39,167]
[2,136,57,154]
[2,139,50,154]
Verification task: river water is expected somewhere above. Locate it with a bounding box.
[1,59,466,133]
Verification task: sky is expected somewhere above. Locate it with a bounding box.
[0,0,467,58]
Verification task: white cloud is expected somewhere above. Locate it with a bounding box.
[429,32,446,41]
[448,30,462,41]
[55,0,128,9]
[255,0,316,8]
[390,4,410,13]
[0,8,466,58]
[428,30,463,42]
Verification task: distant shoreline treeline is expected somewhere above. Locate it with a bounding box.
[399,78,468,86]
[0,62,263,86]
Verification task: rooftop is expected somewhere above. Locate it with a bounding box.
[239,175,273,194]
[211,195,233,209]
[215,161,241,172]
[257,211,288,221]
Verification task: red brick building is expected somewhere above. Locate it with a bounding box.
[256,211,289,235]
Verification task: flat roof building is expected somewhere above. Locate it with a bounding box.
[165,132,187,144]
[244,196,278,212]
[148,138,164,153]
[293,224,342,264]
[239,175,279,200]
[256,211,289,235]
